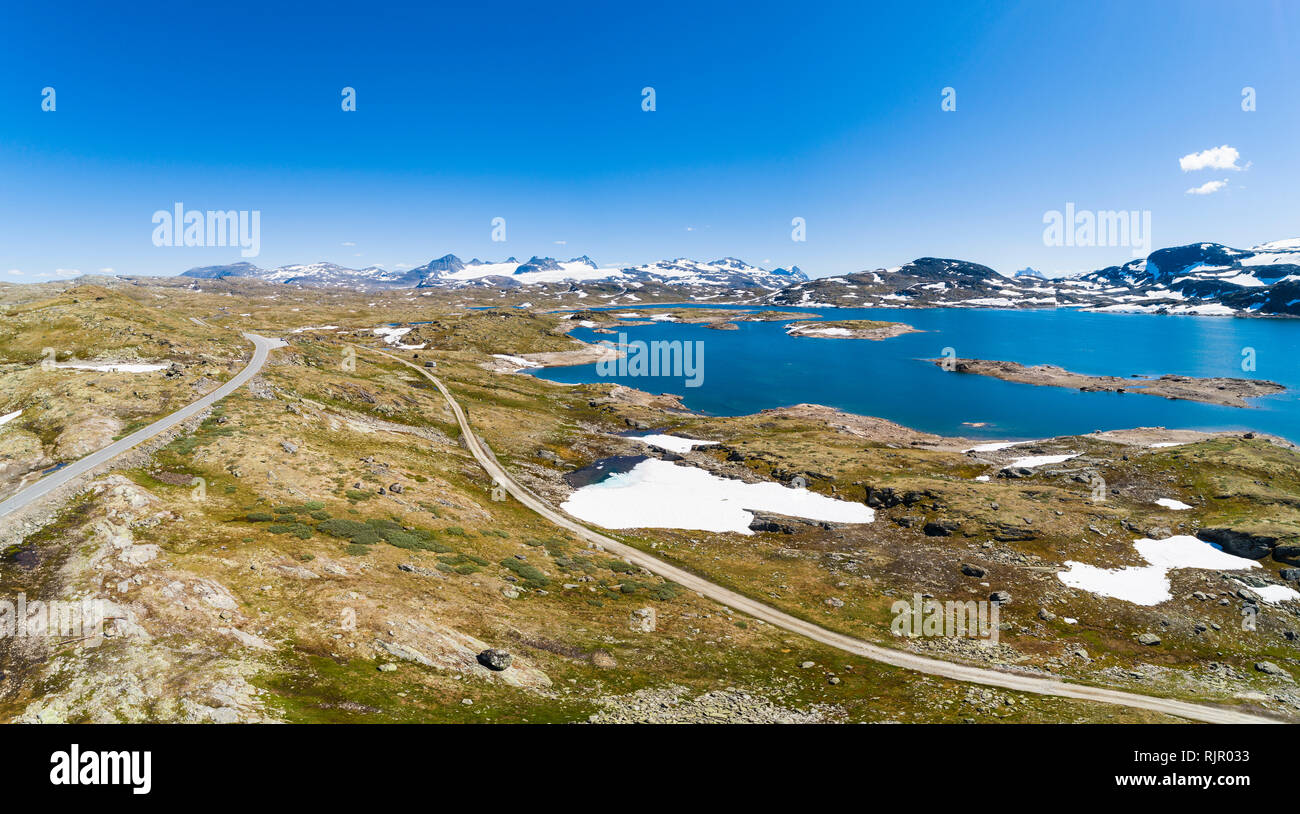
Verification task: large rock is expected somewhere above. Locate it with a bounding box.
[1196,528,1276,560]
[863,486,902,509]
[923,519,960,537]
[629,607,657,632]
[476,649,513,671]
[1273,545,1300,566]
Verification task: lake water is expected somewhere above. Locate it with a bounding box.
[529,306,1300,442]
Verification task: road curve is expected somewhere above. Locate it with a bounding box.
[0,334,287,519]
[361,346,1279,724]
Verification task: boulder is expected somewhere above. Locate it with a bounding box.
[476,649,513,671]
[1196,528,1276,560]
[863,486,902,509]
[1256,661,1292,680]
[1137,633,1161,646]
[1273,545,1300,566]
[629,607,657,632]
[960,563,986,578]
[923,519,960,537]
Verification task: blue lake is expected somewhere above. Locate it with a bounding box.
[529,306,1300,442]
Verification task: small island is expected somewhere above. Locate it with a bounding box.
[934,358,1286,408]
[785,319,920,340]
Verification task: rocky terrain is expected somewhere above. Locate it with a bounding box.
[2,277,1299,724]
[784,319,920,340]
[937,358,1287,408]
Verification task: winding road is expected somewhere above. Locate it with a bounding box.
[362,345,1279,725]
[0,333,286,519]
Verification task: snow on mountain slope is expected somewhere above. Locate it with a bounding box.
[764,241,1300,316]
[175,239,1300,316]
[180,254,808,291]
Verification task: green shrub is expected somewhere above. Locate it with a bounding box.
[268,523,312,539]
[384,530,447,552]
[246,512,274,522]
[345,490,372,501]
[500,558,549,588]
[345,543,370,556]
[317,518,366,538]
[651,582,683,601]
[606,560,637,574]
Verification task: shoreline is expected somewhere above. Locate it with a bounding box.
[495,325,1291,443]
[935,357,1286,409]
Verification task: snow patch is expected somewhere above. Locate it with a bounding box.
[634,434,718,454]
[560,458,874,534]
[1057,535,1291,606]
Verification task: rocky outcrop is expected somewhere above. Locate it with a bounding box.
[937,358,1285,409]
[1195,528,1298,563]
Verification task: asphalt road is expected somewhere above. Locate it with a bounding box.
[362,345,1279,725]
[0,333,286,519]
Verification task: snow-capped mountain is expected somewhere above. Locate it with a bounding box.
[764,241,1300,317]
[179,254,808,291]
[177,240,1300,317]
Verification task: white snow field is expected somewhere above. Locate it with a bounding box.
[560,458,874,534]
[1057,535,1300,606]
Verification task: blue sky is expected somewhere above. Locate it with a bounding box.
[2,0,1298,281]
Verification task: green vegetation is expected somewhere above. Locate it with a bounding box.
[500,558,549,589]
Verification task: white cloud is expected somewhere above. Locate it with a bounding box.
[54,268,80,276]
[393,263,411,270]
[1179,145,1244,172]
[99,267,114,273]
[553,240,567,245]
[341,241,356,247]
[1185,179,1228,195]
[6,269,20,276]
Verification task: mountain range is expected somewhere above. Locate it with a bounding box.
[181,255,807,291]
[179,240,1300,317]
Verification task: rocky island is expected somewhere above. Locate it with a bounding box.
[784,319,920,340]
[935,358,1286,408]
